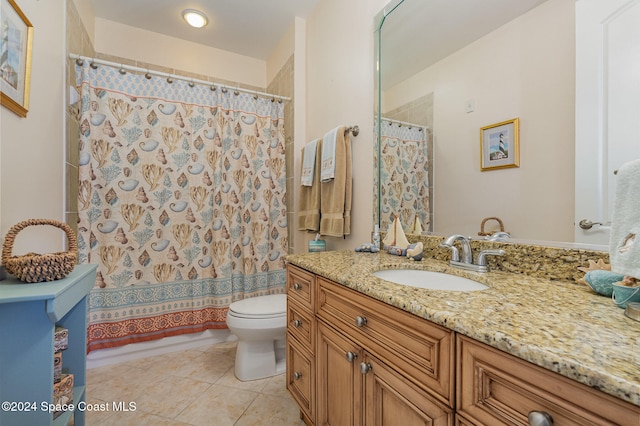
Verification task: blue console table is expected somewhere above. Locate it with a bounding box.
[0,264,97,426]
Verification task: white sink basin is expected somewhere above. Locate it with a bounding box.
[373,269,488,292]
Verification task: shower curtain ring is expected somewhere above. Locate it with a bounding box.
[145,71,152,80]
[210,85,217,91]
[234,89,239,96]
[75,58,84,66]
[189,80,195,88]
[167,77,174,84]
[90,61,98,69]
[119,67,126,75]
[221,87,228,94]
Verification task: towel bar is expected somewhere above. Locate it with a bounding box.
[345,125,359,137]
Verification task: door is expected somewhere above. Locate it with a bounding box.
[575,0,640,245]
[316,321,363,426]
[362,352,453,426]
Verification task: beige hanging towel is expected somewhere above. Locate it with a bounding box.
[320,126,352,237]
[297,140,322,232]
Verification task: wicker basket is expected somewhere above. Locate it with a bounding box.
[2,219,78,283]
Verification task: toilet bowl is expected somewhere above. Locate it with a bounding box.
[226,294,287,381]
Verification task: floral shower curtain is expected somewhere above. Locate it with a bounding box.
[376,118,430,232]
[75,62,287,352]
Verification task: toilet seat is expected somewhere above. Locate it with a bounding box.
[228,294,286,319]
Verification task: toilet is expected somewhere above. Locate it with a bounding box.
[226,294,287,381]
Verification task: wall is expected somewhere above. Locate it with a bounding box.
[0,0,66,255]
[300,0,389,252]
[382,0,575,241]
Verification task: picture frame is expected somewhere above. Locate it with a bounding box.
[480,117,519,171]
[1,0,33,118]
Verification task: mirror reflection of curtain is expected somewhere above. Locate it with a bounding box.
[75,62,287,352]
[376,118,430,233]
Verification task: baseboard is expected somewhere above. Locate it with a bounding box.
[86,329,236,369]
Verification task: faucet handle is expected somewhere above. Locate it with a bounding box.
[476,249,505,266]
[438,243,460,262]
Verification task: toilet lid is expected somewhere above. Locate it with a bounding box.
[228,294,286,318]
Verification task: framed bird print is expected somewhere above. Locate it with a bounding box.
[480,117,519,171]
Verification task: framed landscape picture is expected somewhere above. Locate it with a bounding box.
[1,0,33,118]
[480,118,519,171]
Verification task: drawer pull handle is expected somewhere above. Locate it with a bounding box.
[293,319,303,328]
[360,362,372,374]
[293,282,302,290]
[293,372,302,380]
[528,411,553,426]
[355,316,367,327]
[345,351,358,363]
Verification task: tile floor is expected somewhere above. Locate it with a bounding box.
[82,341,304,425]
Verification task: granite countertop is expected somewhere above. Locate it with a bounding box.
[286,250,640,407]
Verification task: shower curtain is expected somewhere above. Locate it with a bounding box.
[377,118,430,232]
[75,62,288,352]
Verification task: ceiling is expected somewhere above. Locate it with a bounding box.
[90,0,319,60]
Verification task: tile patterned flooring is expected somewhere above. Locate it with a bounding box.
[83,341,303,425]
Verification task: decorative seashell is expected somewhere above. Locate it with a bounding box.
[174,190,182,200]
[185,208,196,223]
[230,191,239,203]
[278,218,288,228]
[241,236,251,246]
[241,154,250,168]
[156,229,163,238]
[90,231,98,249]
[97,220,118,233]
[103,208,111,219]
[91,100,99,111]
[242,210,251,223]
[79,152,91,166]
[118,179,139,191]
[231,148,242,160]
[158,103,176,115]
[103,120,116,137]
[270,227,279,240]
[156,148,167,165]
[139,140,159,151]
[144,128,151,138]
[174,111,184,128]
[198,256,213,268]
[212,219,223,230]
[577,258,611,274]
[135,270,143,280]
[90,113,106,126]
[241,115,256,125]
[251,201,261,212]
[203,129,216,140]
[203,172,212,186]
[96,272,106,288]
[151,239,170,251]
[214,191,222,205]
[123,167,131,177]
[138,250,151,266]
[204,229,213,244]
[188,163,204,174]
[269,251,281,261]
[261,261,269,272]
[147,110,158,126]
[194,136,204,151]
[127,149,140,165]
[188,267,198,280]
[177,173,188,188]
[136,187,148,203]
[253,177,261,190]
[105,188,118,205]
[170,200,188,212]
[221,226,230,239]
[115,227,128,244]
[168,247,178,261]
[159,210,170,226]
[221,183,231,193]
[234,122,242,136]
[80,119,91,137]
[261,170,271,179]
[233,244,241,258]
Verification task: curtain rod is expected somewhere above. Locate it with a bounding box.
[381,117,428,131]
[69,54,291,102]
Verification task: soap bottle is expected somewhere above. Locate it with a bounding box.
[372,224,380,249]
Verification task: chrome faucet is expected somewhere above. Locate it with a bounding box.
[439,234,505,273]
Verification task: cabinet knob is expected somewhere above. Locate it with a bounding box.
[355,316,367,327]
[345,351,358,363]
[293,282,302,290]
[293,371,302,380]
[360,362,372,374]
[293,319,302,328]
[528,411,554,426]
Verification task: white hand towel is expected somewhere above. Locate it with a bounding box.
[301,139,319,187]
[609,158,640,278]
[320,126,341,182]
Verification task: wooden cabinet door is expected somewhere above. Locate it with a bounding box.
[363,352,453,426]
[317,321,363,426]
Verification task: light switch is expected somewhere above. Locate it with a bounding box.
[465,99,475,113]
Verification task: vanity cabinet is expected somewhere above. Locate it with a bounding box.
[457,335,640,426]
[286,265,316,425]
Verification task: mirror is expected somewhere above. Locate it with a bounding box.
[375,0,578,243]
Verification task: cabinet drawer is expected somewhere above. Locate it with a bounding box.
[457,335,640,426]
[287,265,315,312]
[286,334,314,424]
[287,298,315,351]
[317,277,454,405]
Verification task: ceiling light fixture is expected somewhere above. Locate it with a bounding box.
[182,9,208,28]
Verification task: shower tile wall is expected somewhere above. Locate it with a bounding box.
[267,56,294,254]
[65,2,295,253]
[383,93,434,231]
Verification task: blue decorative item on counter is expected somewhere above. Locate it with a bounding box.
[309,233,326,252]
[406,242,424,261]
[612,283,640,308]
[355,243,379,253]
[584,270,624,297]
